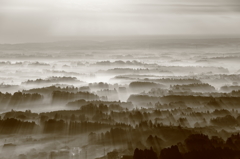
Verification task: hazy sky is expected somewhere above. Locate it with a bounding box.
[0,0,240,43]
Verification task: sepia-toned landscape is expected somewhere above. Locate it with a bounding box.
[1,0,240,158]
[0,37,240,159]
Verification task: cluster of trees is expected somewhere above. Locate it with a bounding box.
[67,100,133,109]
[171,83,216,92]
[144,87,240,98]
[134,147,158,159]
[96,89,119,101]
[0,118,38,134]
[199,74,240,81]
[43,102,240,130]
[220,85,240,92]
[134,133,240,159]
[156,65,229,74]
[155,101,187,109]
[43,119,111,134]
[0,92,42,108]
[88,128,130,145]
[129,82,166,91]
[22,76,80,84]
[101,68,172,75]
[89,82,109,90]
[52,91,99,104]
[3,109,38,120]
[147,78,202,85]
[24,85,81,95]
[94,60,144,67]
[90,124,194,149]
[231,90,240,96]
[40,103,125,124]
[128,94,240,108]
[210,115,240,127]
[28,61,49,66]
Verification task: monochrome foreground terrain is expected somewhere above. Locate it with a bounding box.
[0,38,240,159]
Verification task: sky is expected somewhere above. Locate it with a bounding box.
[0,0,240,43]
